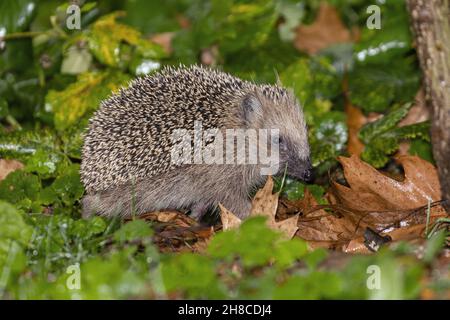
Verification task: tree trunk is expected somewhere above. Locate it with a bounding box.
[406,0,450,212]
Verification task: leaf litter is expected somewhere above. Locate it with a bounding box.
[130,155,447,256]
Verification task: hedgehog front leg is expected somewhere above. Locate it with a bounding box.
[190,201,210,221]
[220,194,252,220]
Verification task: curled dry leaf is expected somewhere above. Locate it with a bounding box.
[132,210,213,253]
[278,155,446,253]
[332,155,442,211]
[219,203,242,231]
[219,176,299,239]
[250,175,279,218]
[289,189,356,248]
[398,89,429,127]
[0,159,24,181]
[330,155,447,252]
[294,3,353,55]
[134,210,196,227]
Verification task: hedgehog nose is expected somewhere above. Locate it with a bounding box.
[303,165,314,183]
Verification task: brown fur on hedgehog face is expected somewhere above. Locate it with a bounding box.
[239,88,312,182]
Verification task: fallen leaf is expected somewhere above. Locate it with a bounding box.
[201,45,219,66]
[250,176,279,218]
[274,214,300,239]
[342,237,372,254]
[133,210,195,227]
[130,210,214,253]
[280,155,447,252]
[294,3,353,54]
[345,101,367,156]
[398,89,429,127]
[0,159,23,181]
[219,203,242,231]
[328,155,447,251]
[219,177,299,238]
[149,32,174,55]
[332,155,442,212]
[294,189,355,243]
[176,14,191,29]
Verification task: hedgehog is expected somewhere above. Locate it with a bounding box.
[80,65,312,220]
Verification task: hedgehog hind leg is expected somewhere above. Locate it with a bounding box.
[82,194,103,218]
[219,195,252,220]
[82,190,131,218]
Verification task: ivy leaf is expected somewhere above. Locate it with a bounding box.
[355,1,412,65]
[173,0,277,63]
[281,57,340,119]
[0,0,36,72]
[60,45,93,75]
[223,30,299,83]
[359,103,412,144]
[87,12,166,68]
[45,70,130,133]
[359,103,430,168]
[49,164,84,206]
[0,170,40,206]
[348,61,420,113]
[309,111,348,171]
[0,201,33,276]
[0,130,68,178]
[87,12,140,67]
[197,0,277,54]
[281,57,344,171]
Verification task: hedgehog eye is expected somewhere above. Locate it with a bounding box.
[271,135,280,145]
[277,136,288,151]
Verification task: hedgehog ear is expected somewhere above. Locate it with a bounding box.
[241,93,263,124]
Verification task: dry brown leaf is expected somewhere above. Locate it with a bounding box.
[399,89,429,127]
[149,32,174,54]
[282,155,447,253]
[175,14,191,29]
[135,210,196,227]
[201,45,219,66]
[130,210,215,253]
[332,155,442,211]
[295,189,355,243]
[0,159,24,181]
[250,176,279,218]
[342,237,372,254]
[327,155,447,252]
[219,203,242,231]
[275,214,300,239]
[345,102,367,156]
[294,3,353,54]
[219,177,299,239]
[386,224,428,242]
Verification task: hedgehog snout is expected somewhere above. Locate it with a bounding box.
[286,157,314,183]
